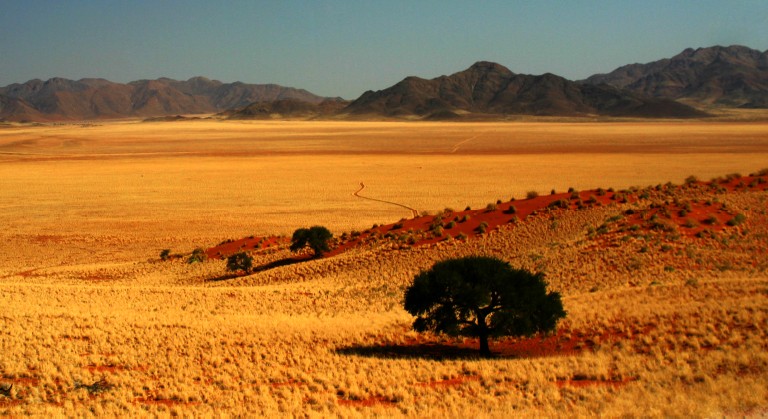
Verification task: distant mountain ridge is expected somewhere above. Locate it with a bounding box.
[219,98,349,120]
[5,45,766,122]
[582,45,768,108]
[0,77,327,121]
[343,61,706,119]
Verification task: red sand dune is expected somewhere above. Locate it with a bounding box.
[205,172,767,262]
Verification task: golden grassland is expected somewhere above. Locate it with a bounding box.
[0,120,767,416]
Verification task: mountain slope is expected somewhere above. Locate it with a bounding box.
[582,45,768,108]
[343,62,706,119]
[0,77,328,121]
[219,98,349,120]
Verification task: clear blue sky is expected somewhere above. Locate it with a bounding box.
[1,0,766,99]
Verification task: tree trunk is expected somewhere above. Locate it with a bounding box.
[476,310,493,357]
[479,333,491,358]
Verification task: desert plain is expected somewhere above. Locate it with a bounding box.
[1,119,768,416]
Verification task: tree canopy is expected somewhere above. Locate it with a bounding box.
[403,256,565,357]
[290,226,333,258]
[226,251,253,274]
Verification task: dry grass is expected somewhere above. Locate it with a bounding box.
[1,120,767,416]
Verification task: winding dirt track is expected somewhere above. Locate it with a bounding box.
[353,182,419,218]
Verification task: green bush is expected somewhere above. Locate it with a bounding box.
[726,213,747,226]
[187,248,207,264]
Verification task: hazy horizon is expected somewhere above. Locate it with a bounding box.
[1,0,766,99]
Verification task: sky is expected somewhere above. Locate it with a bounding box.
[1,0,766,99]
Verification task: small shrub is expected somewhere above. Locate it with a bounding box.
[703,215,719,225]
[504,205,517,214]
[460,214,471,223]
[476,221,489,234]
[392,222,404,230]
[456,232,468,241]
[445,221,456,229]
[596,188,606,196]
[526,191,539,199]
[548,199,568,209]
[188,248,207,264]
[683,218,699,228]
[550,189,556,195]
[465,206,472,211]
[486,203,498,212]
[726,213,747,226]
[159,249,171,261]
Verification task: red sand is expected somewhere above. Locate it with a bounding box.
[205,235,287,259]
[554,376,638,388]
[395,322,656,359]
[133,397,200,407]
[337,396,397,408]
[415,375,479,388]
[83,364,147,374]
[205,173,767,262]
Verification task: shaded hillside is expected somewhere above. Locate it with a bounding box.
[0,77,328,121]
[343,62,706,119]
[219,98,349,119]
[582,45,768,108]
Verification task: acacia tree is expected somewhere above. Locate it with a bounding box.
[226,251,253,274]
[404,256,566,357]
[290,226,333,258]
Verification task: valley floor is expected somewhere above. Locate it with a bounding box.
[0,121,767,416]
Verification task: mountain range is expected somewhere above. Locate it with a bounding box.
[1,45,765,122]
[341,61,706,119]
[583,45,768,108]
[0,77,326,121]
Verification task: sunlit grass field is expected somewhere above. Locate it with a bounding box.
[1,120,767,416]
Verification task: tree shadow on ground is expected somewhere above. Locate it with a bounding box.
[334,343,505,361]
[208,255,312,282]
[251,255,311,272]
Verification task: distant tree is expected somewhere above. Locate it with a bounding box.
[159,249,171,261]
[404,256,566,357]
[290,226,333,258]
[226,252,253,274]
